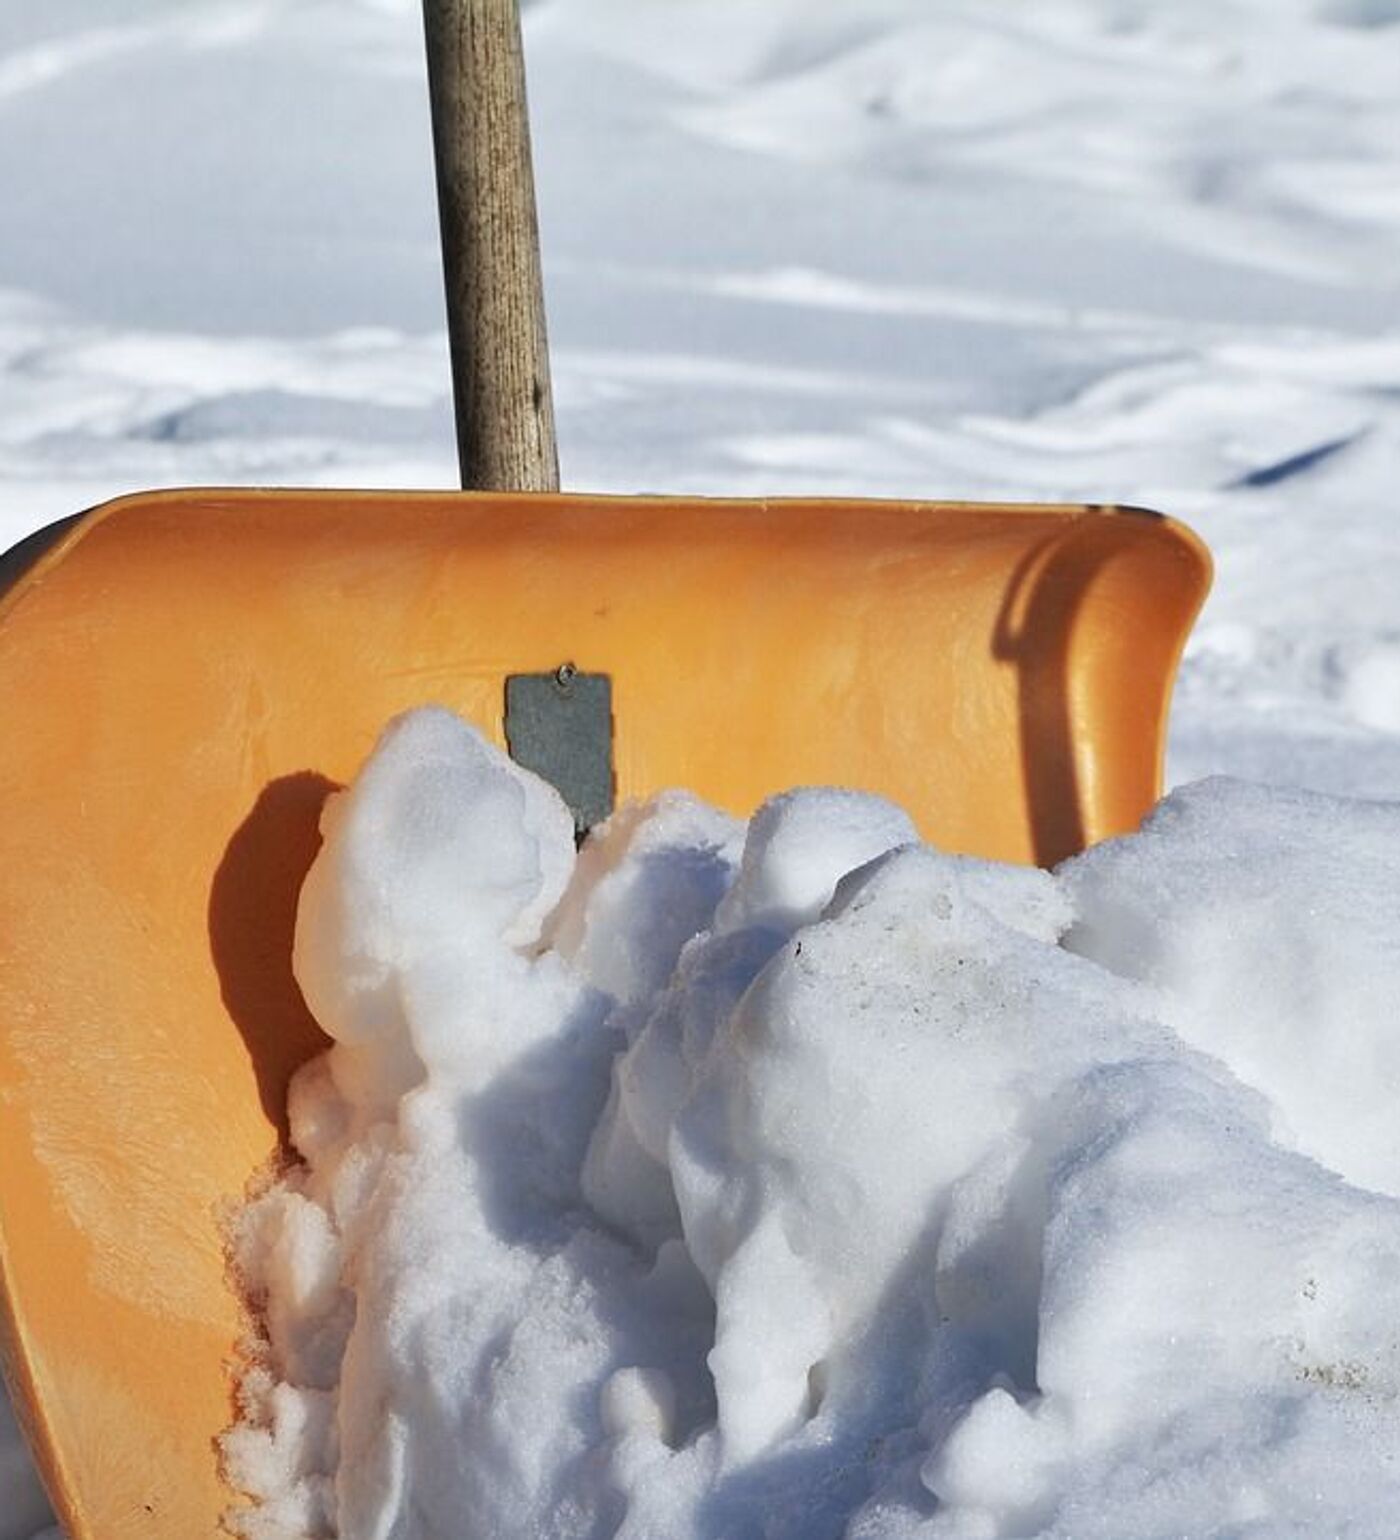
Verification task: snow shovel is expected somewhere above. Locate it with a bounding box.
[0,1,1210,1535]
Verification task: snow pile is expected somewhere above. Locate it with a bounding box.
[1066,779,1400,1196]
[225,707,1400,1539]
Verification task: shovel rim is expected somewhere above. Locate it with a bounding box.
[0,483,1208,619]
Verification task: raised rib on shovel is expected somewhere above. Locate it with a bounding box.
[0,1,1210,1533]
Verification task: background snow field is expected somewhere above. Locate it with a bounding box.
[2,0,1400,1534]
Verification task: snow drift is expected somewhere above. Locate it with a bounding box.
[225,708,1400,1539]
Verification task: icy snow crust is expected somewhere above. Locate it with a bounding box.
[227,709,1400,1539]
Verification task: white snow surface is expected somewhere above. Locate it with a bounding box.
[5,0,1400,1533]
[222,710,1400,1538]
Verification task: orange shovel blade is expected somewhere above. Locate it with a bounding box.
[0,488,1209,1537]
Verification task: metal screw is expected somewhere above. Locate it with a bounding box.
[555,661,577,690]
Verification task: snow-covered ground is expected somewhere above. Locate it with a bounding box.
[3,0,1400,1534]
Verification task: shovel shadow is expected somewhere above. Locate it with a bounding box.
[207,772,338,1149]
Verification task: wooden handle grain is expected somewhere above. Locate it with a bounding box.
[423,0,560,492]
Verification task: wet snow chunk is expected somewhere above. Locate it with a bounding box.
[226,711,1400,1540]
[1063,776,1400,1197]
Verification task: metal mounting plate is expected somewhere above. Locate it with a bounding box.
[504,666,614,838]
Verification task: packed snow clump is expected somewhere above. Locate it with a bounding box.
[225,708,1400,1539]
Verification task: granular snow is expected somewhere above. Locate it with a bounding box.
[224,707,1400,1539]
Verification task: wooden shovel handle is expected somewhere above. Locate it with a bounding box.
[423,0,560,492]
